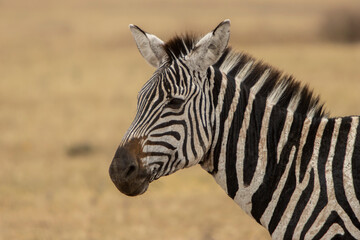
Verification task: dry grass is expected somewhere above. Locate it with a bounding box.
[1,0,360,239]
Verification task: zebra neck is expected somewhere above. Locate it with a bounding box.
[202,68,326,226]
[198,55,360,238]
[204,69,360,236]
[207,77,305,211]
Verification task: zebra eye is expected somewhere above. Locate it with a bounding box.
[166,98,185,109]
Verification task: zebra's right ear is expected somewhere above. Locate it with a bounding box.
[129,25,167,68]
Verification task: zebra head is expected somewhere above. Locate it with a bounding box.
[109,20,230,196]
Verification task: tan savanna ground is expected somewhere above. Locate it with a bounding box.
[1,0,360,239]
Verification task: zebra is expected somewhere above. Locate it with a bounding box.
[109,20,360,239]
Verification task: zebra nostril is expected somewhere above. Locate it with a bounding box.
[125,164,137,178]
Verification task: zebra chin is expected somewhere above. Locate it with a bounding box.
[111,178,150,197]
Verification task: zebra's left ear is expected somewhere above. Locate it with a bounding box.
[188,19,231,70]
[129,24,167,68]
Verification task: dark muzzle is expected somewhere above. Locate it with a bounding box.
[109,139,149,196]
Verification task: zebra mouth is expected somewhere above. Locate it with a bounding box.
[112,176,150,197]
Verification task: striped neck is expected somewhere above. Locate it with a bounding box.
[201,49,329,176]
[201,58,360,237]
[200,61,327,230]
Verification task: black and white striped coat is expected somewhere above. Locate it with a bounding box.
[109,20,360,239]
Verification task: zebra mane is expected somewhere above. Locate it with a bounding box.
[163,35,329,118]
[163,34,198,59]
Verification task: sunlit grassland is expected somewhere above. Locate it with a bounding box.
[1,0,360,239]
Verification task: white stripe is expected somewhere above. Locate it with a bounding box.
[251,69,271,94]
[344,117,360,223]
[233,69,270,213]
[219,52,243,74]
[295,117,312,184]
[203,68,227,172]
[235,61,253,83]
[215,72,242,193]
[276,113,294,163]
[287,92,301,113]
[321,223,344,239]
[267,78,288,105]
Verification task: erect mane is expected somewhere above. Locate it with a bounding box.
[215,48,329,118]
[163,34,198,60]
[162,35,328,118]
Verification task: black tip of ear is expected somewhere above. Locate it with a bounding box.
[223,19,231,25]
[129,24,146,35]
[213,19,231,33]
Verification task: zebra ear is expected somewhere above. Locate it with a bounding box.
[129,24,167,68]
[188,19,231,70]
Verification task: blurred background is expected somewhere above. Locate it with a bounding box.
[1,0,360,239]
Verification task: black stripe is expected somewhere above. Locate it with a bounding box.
[198,87,206,128]
[151,120,185,131]
[257,70,280,98]
[352,118,360,202]
[213,48,230,69]
[300,119,334,240]
[138,80,159,115]
[212,68,222,108]
[167,151,179,175]
[276,77,297,109]
[137,82,165,132]
[212,70,235,173]
[166,69,177,87]
[144,140,176,150]
[312,211,356,240]
[150,131,181,141]
[243,95,266,186]
[182,119,189,167]
[231,55,253,80]
[283,169,315,239]
[242,63,267,89]
[162,154,173,176]
[172,60,181,86]
[187,102,197,160]
[225,84,248,198]
[333,117,360,229]
[268,114,305,234]
[207,69,214,142]
[227,55,247,77]
[146,152,171,177]
[178,58,191,78]
[178,62,189,90]
[174,154,183,170]
[192,95,206,153]
[139,108,162,136]
[299,118,320,183]
[251,106,287,222]
[161,106,186,118]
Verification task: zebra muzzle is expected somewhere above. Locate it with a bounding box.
[109,139,149,196]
